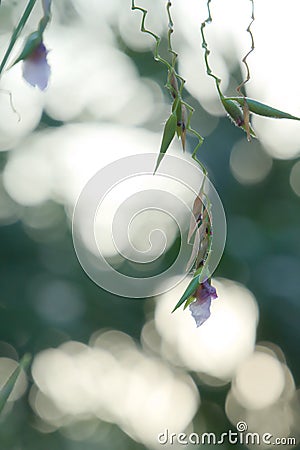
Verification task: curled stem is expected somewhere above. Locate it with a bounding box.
[131,1,172,73]
[165,2,185,100]
[182,101,205,171]
[200,0,223,98]
[166,1,177,70]
[236,0,255,96]
[132,0,205,165]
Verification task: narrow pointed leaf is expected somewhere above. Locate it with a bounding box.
[194,264,205,278]
[187,194,204,243]
[0,353,31,414]
[11,31,42,67]
[173,99,181,122]
[172,275,200,313]
[180,104,188,151]
[222,98,256,137]
[173,99,182,140]
[186,237,199,273]
[181,127,186,150]
[195,236,209,268]
[232,97,300,120]
[154,112,177,173]
[222,98,244,126]
[169,71,178,99]
[184,295,195,310]
[240,120,256,138]
[186,221,207,272]
[0,0,38,76]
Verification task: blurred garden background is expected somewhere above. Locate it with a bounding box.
[0,0,299,449]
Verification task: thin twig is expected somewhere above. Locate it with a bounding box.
[200,0,223,98]
[236,0,255,96]
[236,0,255,141]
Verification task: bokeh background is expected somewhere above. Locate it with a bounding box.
[0,0,299,449]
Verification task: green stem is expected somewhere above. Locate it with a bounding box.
[132,0,205,165]
[166,1,177,69]
[0,0,38,76]
[165,1,184,98]
[200,0,223,98]
[236,0,255,96]
[131,0,172,72]
[181,100,205,170]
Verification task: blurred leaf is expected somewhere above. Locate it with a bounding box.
[0,353,31,414]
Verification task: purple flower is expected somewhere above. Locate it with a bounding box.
[22,42,50,90]
[189,280,217,327]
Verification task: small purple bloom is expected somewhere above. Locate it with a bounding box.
[189,280,217,327]
[22,42,50,90]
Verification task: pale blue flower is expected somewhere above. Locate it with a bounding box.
[189,279,217,327]
[22,41,50,90]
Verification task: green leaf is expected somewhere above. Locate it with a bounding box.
[222,98,243,125]
[171,275,200,313]
[0,0,38,76]
[231,97,300,120]
[183,295,196,310]
[222,98,256,138]
[154,111,177,173]
[11,31,42,66]
[0,353,31,415]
